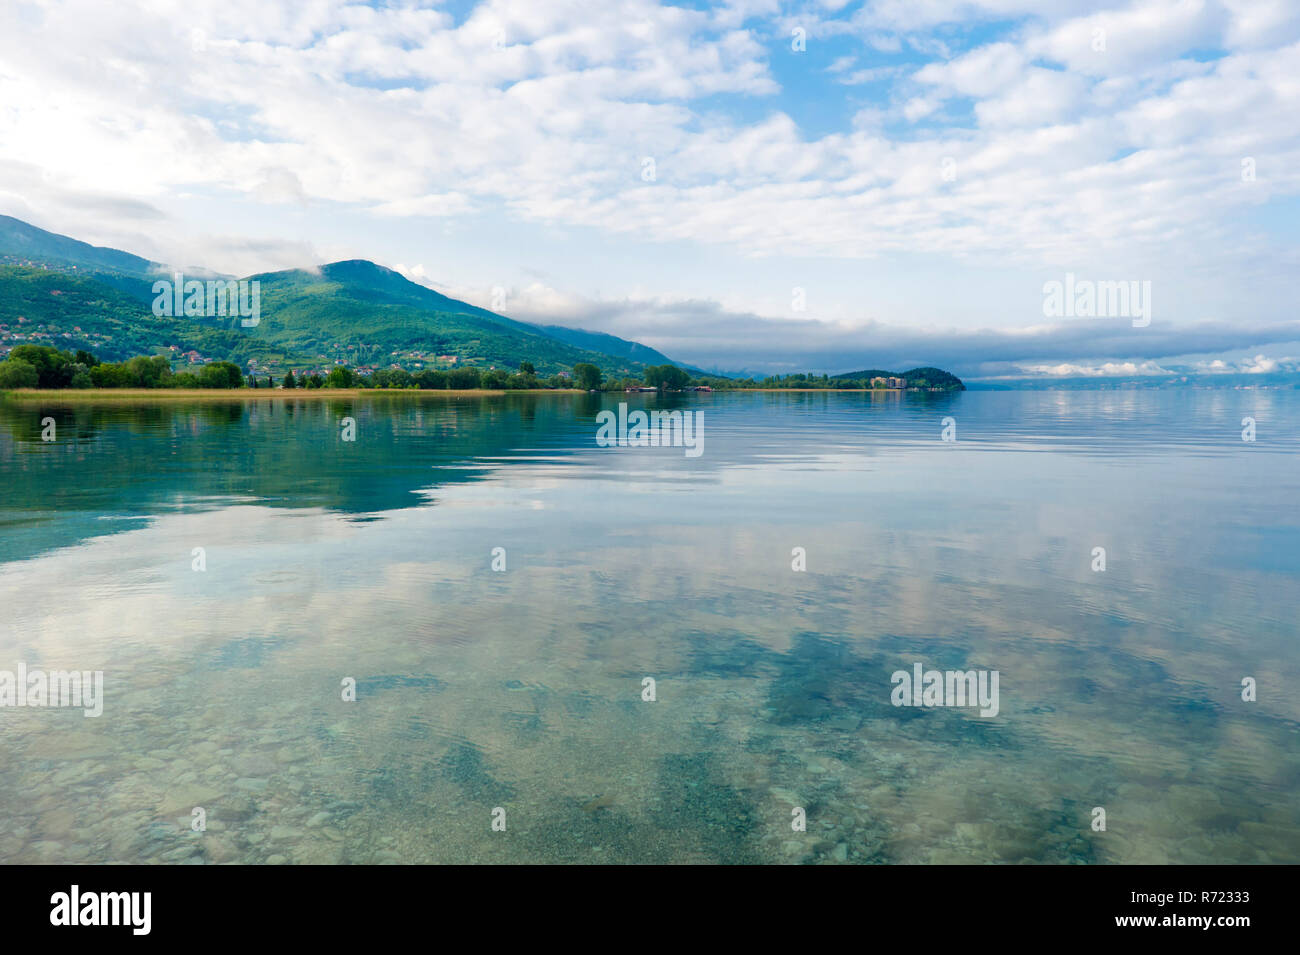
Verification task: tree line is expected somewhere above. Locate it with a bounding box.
[0,346,961,393]
[0,345,244,390]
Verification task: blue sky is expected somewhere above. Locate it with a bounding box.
[0,0,1298,378]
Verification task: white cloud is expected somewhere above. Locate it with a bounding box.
[1029,0,1227,75]
[388,273,1300,377]
[914,42,1028,98]
[1019,360,1173,377]
[1191,353,1298,373]
[372,193,475,218]
[0,0,1296,347]
[974,67,1088,127]
[1243,353,1279,373]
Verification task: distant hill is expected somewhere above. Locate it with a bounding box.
[0,266,305,368]
[242,260,656,376]
[0,216,696,378]
[529,323,673,365]
[832,368,897,381]
[0,215,157,277]
[832,366,965,390]
[527,323,710,375]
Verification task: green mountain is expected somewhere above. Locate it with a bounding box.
[0,217,688,378]
[0,266,305,368]
[0,214,157,277]
[239,260,652,376]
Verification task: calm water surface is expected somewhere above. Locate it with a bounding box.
[1,390,1297,863]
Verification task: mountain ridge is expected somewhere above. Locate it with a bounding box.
[0,214,158,277]
[0,217,689,378]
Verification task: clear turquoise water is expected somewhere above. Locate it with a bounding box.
[1,389,1297,864]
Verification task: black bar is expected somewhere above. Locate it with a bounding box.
[7,864,1286,941]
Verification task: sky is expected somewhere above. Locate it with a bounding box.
[0,0,1297,378]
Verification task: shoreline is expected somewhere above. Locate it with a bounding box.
[0,388,585,401]
[0,386,954,401]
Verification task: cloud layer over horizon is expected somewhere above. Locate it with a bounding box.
[423,276,1300,377]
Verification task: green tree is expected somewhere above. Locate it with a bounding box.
[325,366,356,389]
[573,362,602,390]
[643,364,689,391]
[0,358,39,390]
[480,368,510,389]
[376,369,414,389]
[124,355,172,388]
[283,369,296,389]
[519,361,535,375]
[416,369,448,389]
[90,362,132,388]
[199,361,244,389]
[8,345,75,388]
[448,367,481,389]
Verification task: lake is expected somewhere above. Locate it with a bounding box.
[1,389,1297,864]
